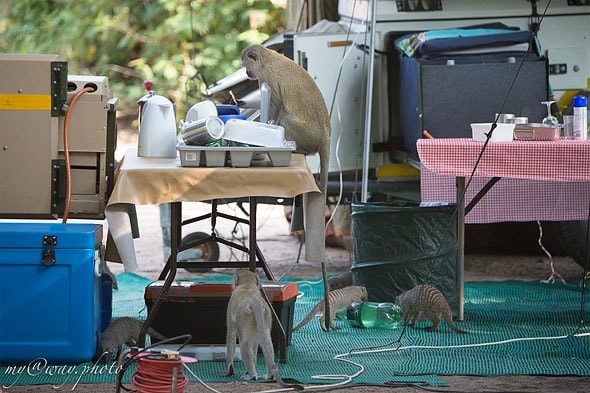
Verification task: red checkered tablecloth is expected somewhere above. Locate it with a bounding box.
[417,138,590,182]
[417,138,590,223]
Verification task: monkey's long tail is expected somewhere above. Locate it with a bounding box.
[292,302,323,332]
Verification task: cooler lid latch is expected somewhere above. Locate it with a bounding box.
[41,235,57,266]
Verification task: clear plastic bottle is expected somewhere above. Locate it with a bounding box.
[573,95,588,140]
[335,302,402,329]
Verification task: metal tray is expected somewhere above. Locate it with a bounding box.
[177,141,296,168]
[513,123,560,141]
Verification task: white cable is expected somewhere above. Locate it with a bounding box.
[324,89,345,233]
[182,364,223,393]
[345,331,590,357]
[537,220,565,284]
[297,331,590,392]
[324,30,362,233]
[180,331,590,393]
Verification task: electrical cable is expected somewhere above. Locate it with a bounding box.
[347,331,590,357]
[61,86,94,223]
[538,220,565,284]
[324,0,365,205]
[278,237,304,281]
[115,334,192,393]
[181,364,223,393]
[322,6,366,238]
[316,331,590,393]
[323,77,345,233]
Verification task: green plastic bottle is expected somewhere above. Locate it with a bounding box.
[336,302,402,329]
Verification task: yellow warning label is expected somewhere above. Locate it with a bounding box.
[0,94,51,110]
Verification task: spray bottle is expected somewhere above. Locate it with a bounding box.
[573,95,588,140]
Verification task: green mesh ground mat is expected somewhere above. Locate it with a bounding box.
[1,274,588,389]
[111,272,154,319]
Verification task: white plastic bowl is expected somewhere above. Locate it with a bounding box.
[223,119,285,147]
[471,122,515,142]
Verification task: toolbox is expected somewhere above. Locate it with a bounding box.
[0,223,104,364]
[144,280,298,348]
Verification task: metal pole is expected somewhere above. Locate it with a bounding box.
[361,0,377,203]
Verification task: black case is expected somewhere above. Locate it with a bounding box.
[397,56,548,152]
[144,280,297,348]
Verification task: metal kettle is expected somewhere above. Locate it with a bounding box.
[137,91,177,158]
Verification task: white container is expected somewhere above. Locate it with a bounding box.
[152,344,241,361]
[223,119,285,147]
[471,122,515,142]
[137,93,177,157]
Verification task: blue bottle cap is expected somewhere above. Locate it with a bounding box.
[573,95,587,108]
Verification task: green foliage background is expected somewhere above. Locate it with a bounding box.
[0,0,285,118]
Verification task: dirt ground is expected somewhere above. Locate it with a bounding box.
[3,131,588,392]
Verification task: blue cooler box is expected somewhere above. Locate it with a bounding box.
[0,223,103,364]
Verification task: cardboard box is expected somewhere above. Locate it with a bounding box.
[144,280,297,348]
[0,223,103,364]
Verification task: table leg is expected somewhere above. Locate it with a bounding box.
[456,177,465,322]
[465,177,501,215]
[142,199,287,362]
[139,202,181,347]
[249,197,257,272]
[249,197,286,362]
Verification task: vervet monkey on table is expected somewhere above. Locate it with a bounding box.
[241,44,331,197]
[224,270,303,390]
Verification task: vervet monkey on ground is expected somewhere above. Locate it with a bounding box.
[224,270,303,390]
[241,44,331,197]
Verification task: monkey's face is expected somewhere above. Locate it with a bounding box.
[241,45,261,81]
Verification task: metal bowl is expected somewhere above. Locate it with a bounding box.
[513,123,560,141]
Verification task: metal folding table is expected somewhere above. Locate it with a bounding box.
[417,138,590,320]
[105,148,321,362]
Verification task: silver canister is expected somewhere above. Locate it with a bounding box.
[514,117,528,124]
[178,116,225,145]
[496,113,515,123]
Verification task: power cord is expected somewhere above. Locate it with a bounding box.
[538,220,565,284]
[61,86,95,223]
[115,334,192,393]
